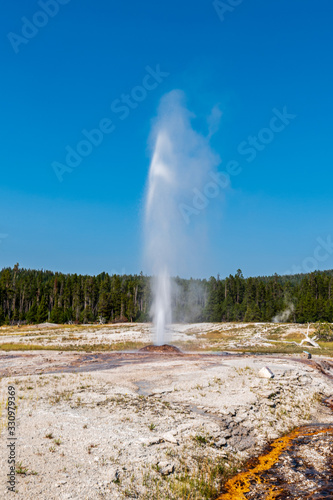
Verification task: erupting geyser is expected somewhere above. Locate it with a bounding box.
[144,129,173,345]
[144,90,221,345]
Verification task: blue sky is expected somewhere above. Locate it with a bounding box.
[1,0,333,278]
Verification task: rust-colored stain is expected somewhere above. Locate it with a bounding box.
[217,426,333,500]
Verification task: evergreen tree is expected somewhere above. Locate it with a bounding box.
[36,296,48,323]
[1,266,333,326]
[50,306,64,324]
[26,300,38,324]
[0,306,5,326]
[98,280,111,321]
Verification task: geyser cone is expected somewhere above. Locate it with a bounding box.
[139,344,182,353]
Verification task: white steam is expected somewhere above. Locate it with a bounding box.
[144,90,220,345]
[272,303,295,323]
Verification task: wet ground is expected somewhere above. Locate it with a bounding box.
[1,348,333,499]
[1,349,332,379]
[218,394,333,499]
[0,350,246,377]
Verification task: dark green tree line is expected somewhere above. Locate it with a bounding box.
[0,264,333,325]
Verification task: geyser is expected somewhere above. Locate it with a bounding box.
[144,90,221,345]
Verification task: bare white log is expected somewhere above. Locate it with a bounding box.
[299,323,320,348]
[262,323,320,349]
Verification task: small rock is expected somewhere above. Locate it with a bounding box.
[163,432,178,445]
[158,461,175,476]
[301,351,312,359]
[215,438,227,448]
[106,467,120,482]
[259,367,274,379]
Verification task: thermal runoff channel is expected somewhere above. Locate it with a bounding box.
[144,90,221,345]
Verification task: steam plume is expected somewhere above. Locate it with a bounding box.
[272,303,295,323]
[144,90,220,344]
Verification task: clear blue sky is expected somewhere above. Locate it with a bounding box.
[1,0,333,278]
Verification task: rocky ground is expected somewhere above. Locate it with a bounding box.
[0,323,332,499]
[0,321,328,353]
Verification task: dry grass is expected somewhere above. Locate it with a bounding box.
[1,322,333,357]
[0,323,136,336]
[199,331,241,341]
[0,341,146,352]
[281,332,305,341]
[229,343,333,357]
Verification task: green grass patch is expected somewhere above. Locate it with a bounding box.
[228,342,333,357]
[0,341,146,352]
[142,455,240,500]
